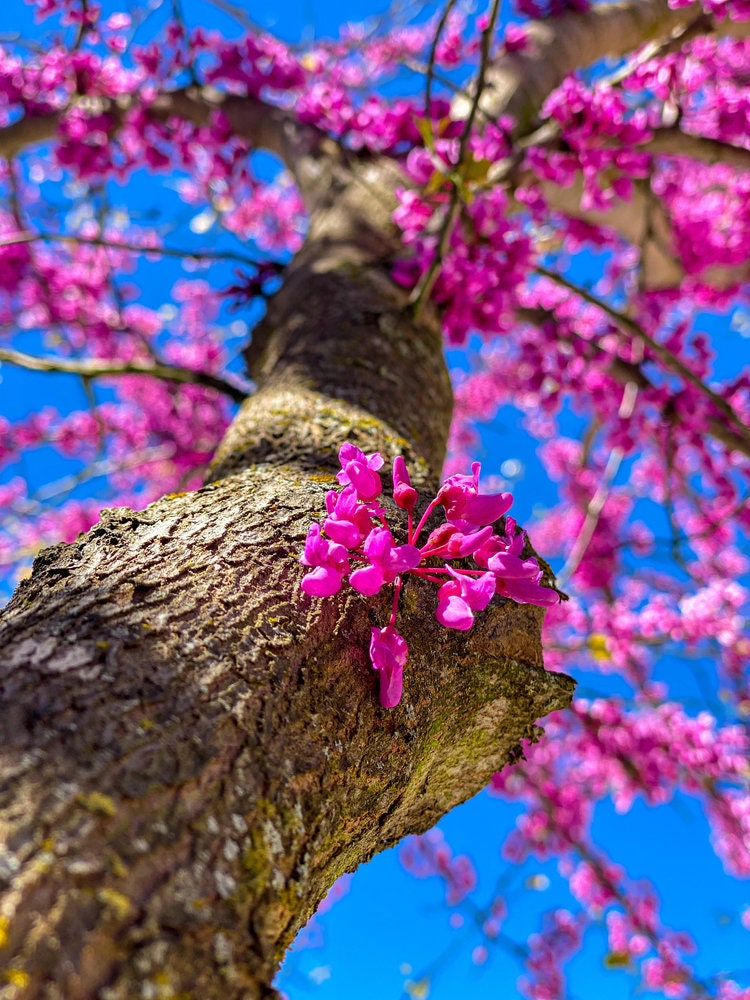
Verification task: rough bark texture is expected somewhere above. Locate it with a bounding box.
[0,70,575,1000]
[0,466,572,1000]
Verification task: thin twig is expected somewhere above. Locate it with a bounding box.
[0,347,248,403]
[556,345,642,588]
[9,446,178,512]
[534,264,750,455]
[0,229,268,268]
[410,0,502,319]
[424,0,458,121]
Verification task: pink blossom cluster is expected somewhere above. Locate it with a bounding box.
[483,692,750,995]
[520,909,584,1000]
[202,31,305,97]
[493,699,748,998]
[600,882,699,998]
[530,78,651,209]
[393,185,534,344]
[193,14,475,154]
[516,0,590,17]
[400,829,478,906]
[300,443,559,707]
[492,694,750,869]
[0,219,236,580]
[668,0,750,20]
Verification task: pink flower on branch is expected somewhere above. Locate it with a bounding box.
[336,441,384,501]
[438,461,514,530]
[300,443,559,707]
[370,625,409,709]
[436,566,496,631]
[299,522,350,597]
[349,527,421,596]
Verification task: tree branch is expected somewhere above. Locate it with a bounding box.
[453,0,702,135]
[641,127,750,170]
[410,0,503,318]
[515,117,750,173]
[0,88,327,201]
[534,265,750,456]
[0,228,274,268]
[424,0,460,119]
[0,347,248,403]
[446,0,750,291]
[509,128,750,290]
[0,110,63,160]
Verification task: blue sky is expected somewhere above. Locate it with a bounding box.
[1,1,749,996]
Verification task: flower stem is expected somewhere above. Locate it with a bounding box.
[389,577,402,626]
[412,498,441,546]
[411,566,490,577]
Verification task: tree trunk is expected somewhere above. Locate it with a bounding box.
[0,147,573,999]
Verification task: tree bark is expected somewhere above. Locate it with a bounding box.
[0,145,573,998]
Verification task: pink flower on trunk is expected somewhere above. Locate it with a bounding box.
[437,462,513,530]
[300,523,350,597]
[301,444,559,706]
[336,442,384,501]
[323,485,376,548]
[370,625,408,708]
[349,527,421,595]
[392,455,418,511]
[423,522,494,558]
[436,566,497,630]
[495,576,561,606]
[476,516,561,607]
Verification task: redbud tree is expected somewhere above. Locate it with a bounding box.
[0,0,748,998]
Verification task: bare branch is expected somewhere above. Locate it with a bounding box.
[0,347,249,403]
[2,447,177,521]
[424,0,459,119]
[0,229,274,269]
[556,372,640,588]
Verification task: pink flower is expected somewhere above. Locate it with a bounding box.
[476,518,560,607]
[437,462,513,529]
[496,577,561,606]
[323,485,376,548]
[423,523,494,558]
[299,523,350,597]
[302,446,559,704]
[370,625,408,707]
[349,527,421,596]
[392,455,418,511]
[486,548,542,578]
[436,567,496,630]
[336,442,384,501]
